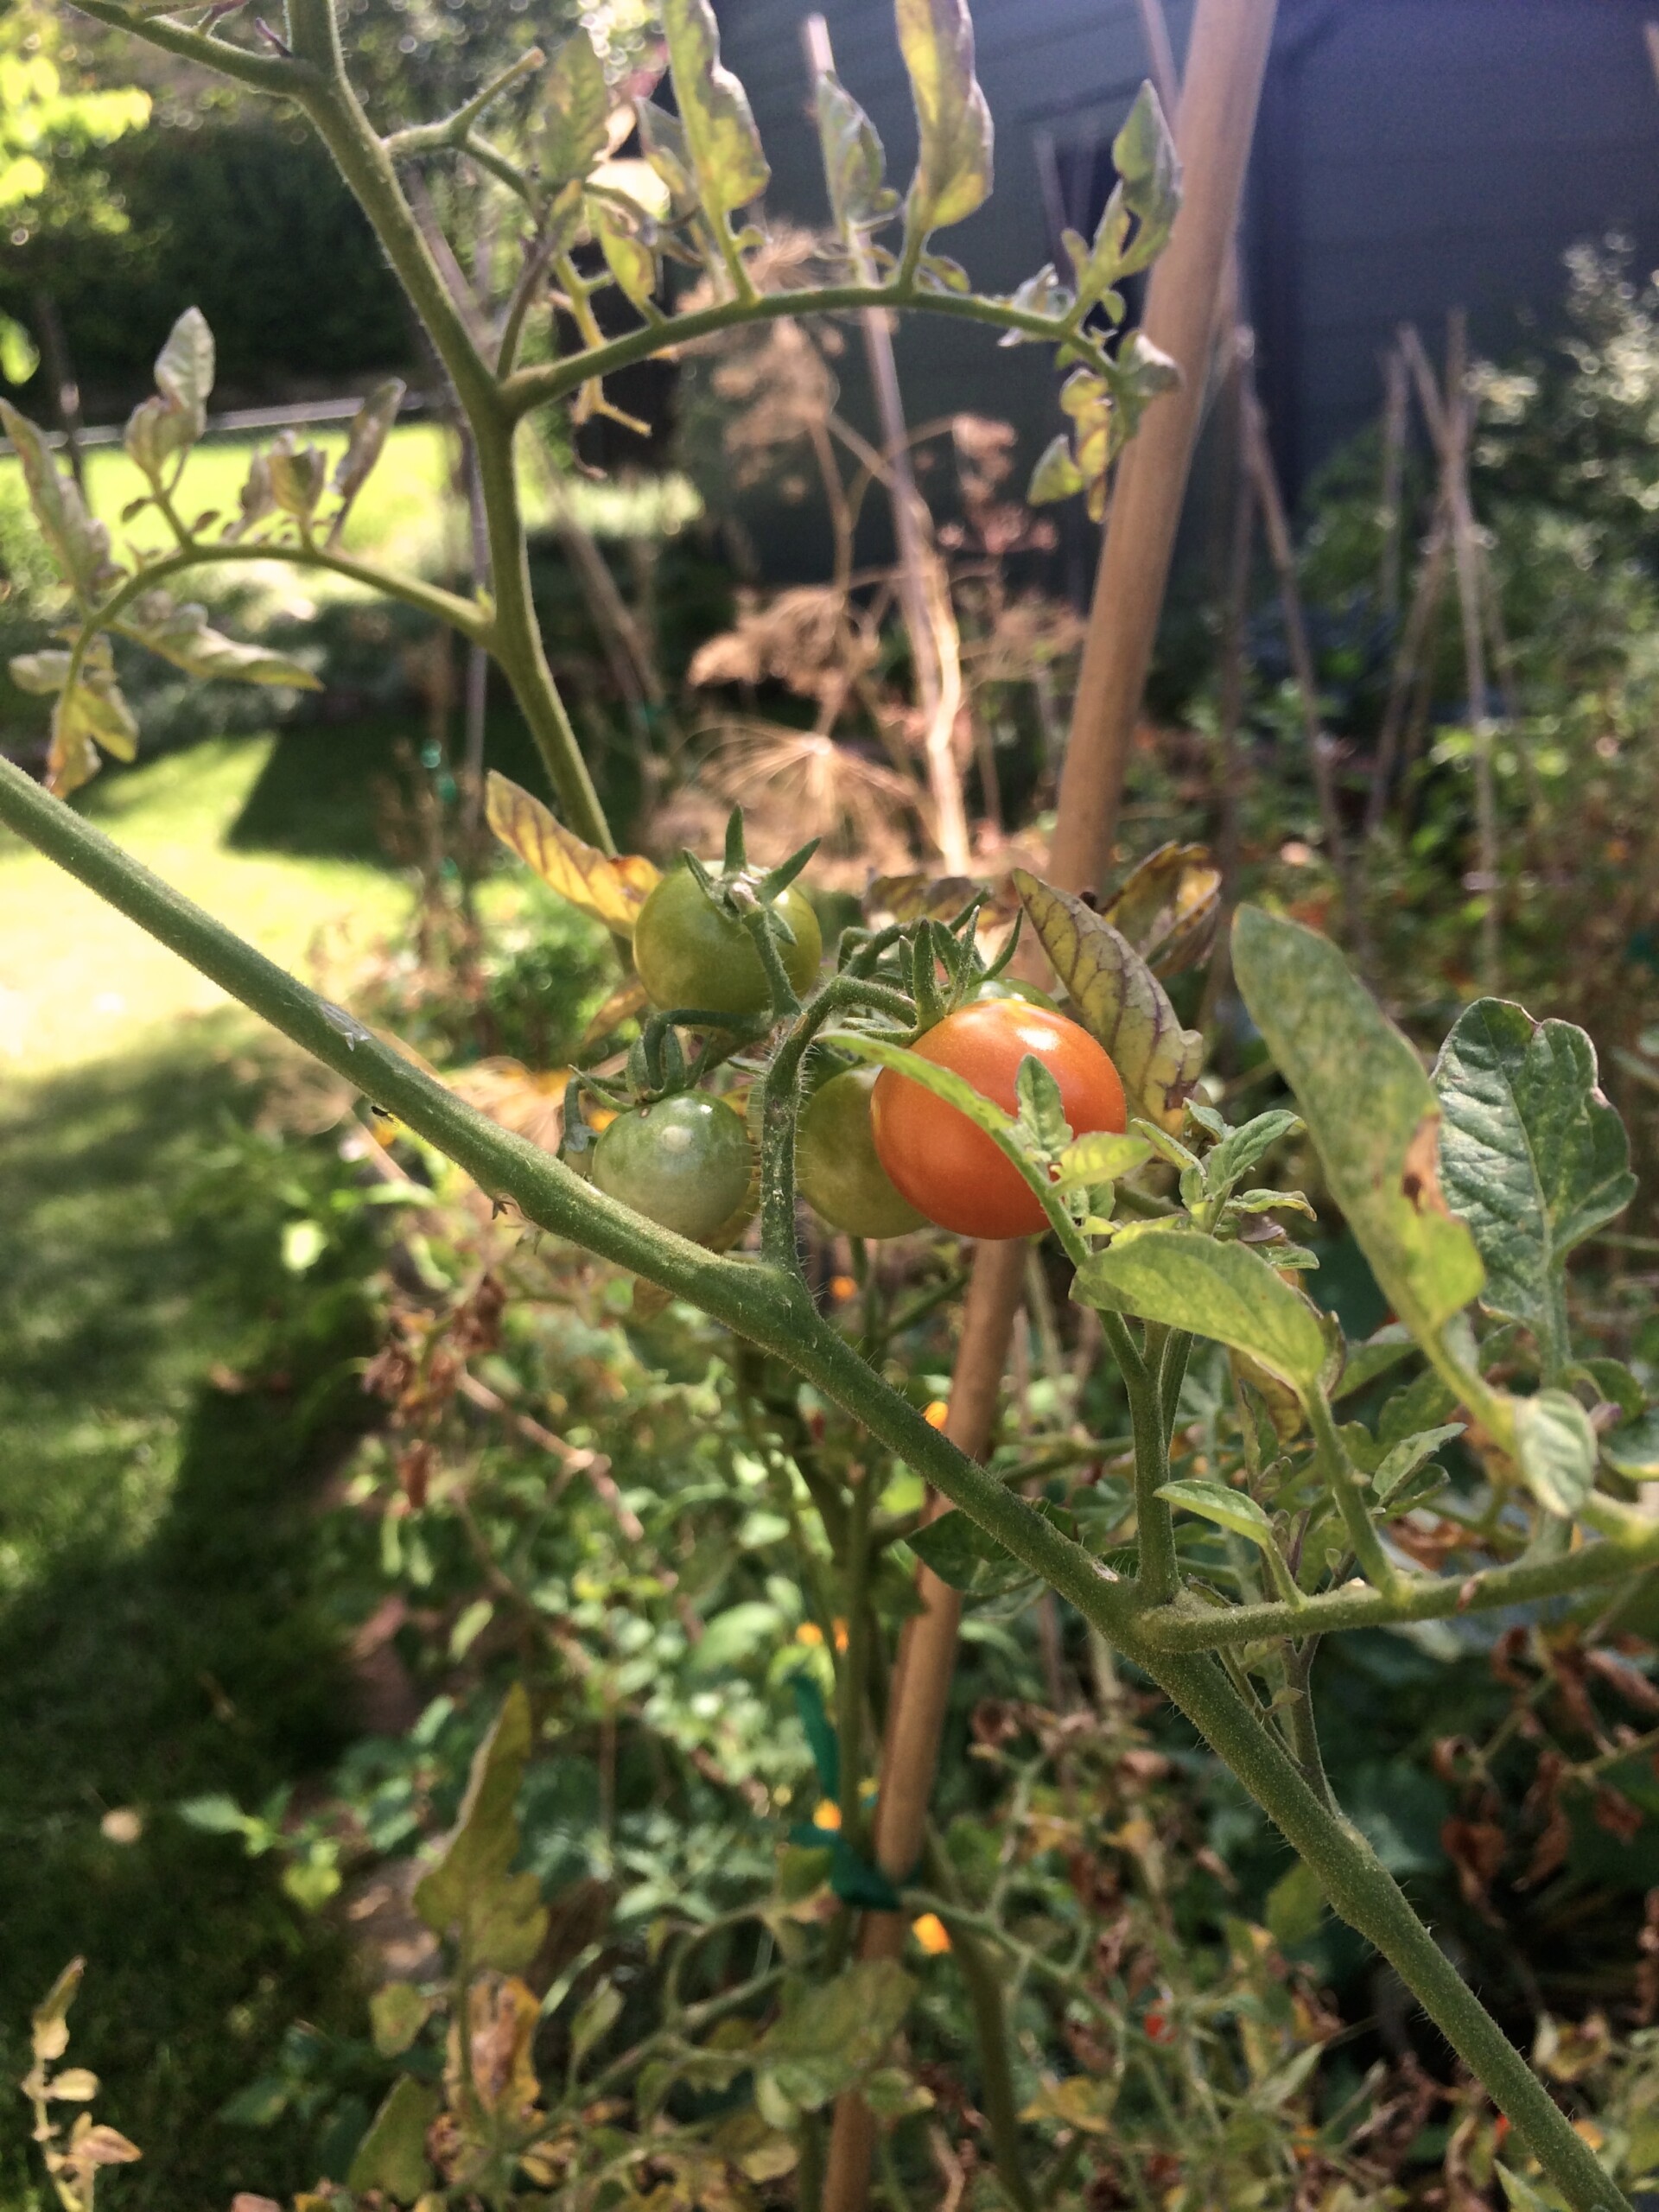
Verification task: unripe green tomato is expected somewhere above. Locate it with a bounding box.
[797,1068,926,1240]
[632,867,823,1017]
[591,1092,752,1242]
[976,976,1060,1014]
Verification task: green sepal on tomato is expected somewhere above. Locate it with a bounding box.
[870,999,1127,1239]
[796,1067,926,1241]
[632,863,823,1018]
[591,1091,753,1243]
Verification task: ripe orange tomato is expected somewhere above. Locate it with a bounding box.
[870,1000,1127,1239]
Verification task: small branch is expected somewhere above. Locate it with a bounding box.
[500,283,1111,421]
[73,536,493,662]
[1306,1384,1407,1598]
[67,0,312,95]
[383,48,545,165]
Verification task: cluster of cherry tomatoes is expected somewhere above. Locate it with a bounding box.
[582,853,1127,1246]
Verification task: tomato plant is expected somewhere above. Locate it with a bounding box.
[1,0,1651,2201]
[796,1066,926,1240]
[870,1000,1127,1237]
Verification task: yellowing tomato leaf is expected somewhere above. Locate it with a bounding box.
[660,0,769,224]
[486,770,658,931]
[1013,871,1202,1132]
[865,872,982,924]
[1,400,121,598]
[347,2076,436,2202]
[539,29,611,186]
[896,0,993,241]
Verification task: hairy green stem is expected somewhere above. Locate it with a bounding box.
[0,760,1629,2212]
[500,283,1110,419]
[1115,1319,1178,1603]
[86,537,490,657]
[1306,1382,1406,1596]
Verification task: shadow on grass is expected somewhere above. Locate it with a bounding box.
[0,1037,382,2209]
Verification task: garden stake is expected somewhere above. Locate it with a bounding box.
[825,2,1279,2200]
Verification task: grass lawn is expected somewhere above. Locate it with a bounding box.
[0,739,412,2206]
[0,736,411,1072]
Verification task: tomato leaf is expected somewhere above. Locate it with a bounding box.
[592,199,658,312]
[909,1500,1072,1611]
[1433,998,1635,1382]
[1605,1408,1659,1481]
[1013,872,1202,1132]
[1014,1052,1071,1161]
[330,378,405,524]
[895,0,992,245]
[1,400,121,598]
[1053,1129,1153,1188]
[127,595,320,689]
[755,1961,913,2116]
[814,68,899,238]
[1232,906,1484,1349]
[1510,1389,1597,1518]
[412,1683,548,1974]
[153,304,214,429]
[1076,1230,1328,1394]
[539,29,611,186]
[486,770,658,931]
[347,2075,436,2201]
[660,0,769,226]
[865,872,982,924]
[1154,1478,1277,1550]
[1027,434,1085,505]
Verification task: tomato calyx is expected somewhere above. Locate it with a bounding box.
[836,883,1037,1043]
[679,809,820,975]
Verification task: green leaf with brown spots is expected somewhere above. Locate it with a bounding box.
[1013,872,1202,1132]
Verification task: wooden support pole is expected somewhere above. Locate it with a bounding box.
[821,4,1279,2204]
[1054,0,1279,899]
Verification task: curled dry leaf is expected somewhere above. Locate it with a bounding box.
[1099,841,1221,976]
[865,873,984,924]
[1012,870,1202,1133]
[486,771,659,932]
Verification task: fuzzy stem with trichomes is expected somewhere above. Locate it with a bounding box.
[0,759,1630,2212]
[1305,1382,1407,1597]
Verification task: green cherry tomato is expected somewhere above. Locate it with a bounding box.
[797,1067,927,1240]
[632,866,823,1018]
[592,1092,753,1242]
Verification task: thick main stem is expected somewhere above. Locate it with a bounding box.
[0,757,1631,2212]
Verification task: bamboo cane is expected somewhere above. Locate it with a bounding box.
[820,5,1279,2202]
